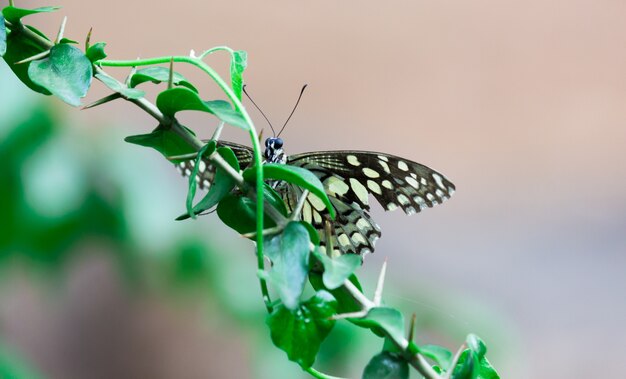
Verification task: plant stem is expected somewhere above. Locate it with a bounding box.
[101,54,273,312]
[340,278,441,379]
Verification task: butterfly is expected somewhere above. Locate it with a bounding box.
[176,136,455,258]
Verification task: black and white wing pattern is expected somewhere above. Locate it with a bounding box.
[175,141,254,190]
[283,151,454,257]
[176,143,455,259]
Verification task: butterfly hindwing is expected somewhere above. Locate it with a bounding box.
[176,141,254,191]
[279,174,381,257]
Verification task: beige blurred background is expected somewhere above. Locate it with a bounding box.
[2,0,626,378]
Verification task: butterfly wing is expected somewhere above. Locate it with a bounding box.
[278,173,381,258]
[287,151,455,215]
[175,145,455,258]
[175,141,254,190]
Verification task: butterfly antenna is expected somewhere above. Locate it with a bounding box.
[277,84,308,137]
[243,85,276,136]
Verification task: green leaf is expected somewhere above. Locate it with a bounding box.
[309,272,363,314]
[419,344,453,371]
[230,50,247,100]
[243,164,335,219]
[86,41,107,62]
[0,14,6,57]
[129,66,197,92]
[125,125,196,158]
[465,335,499,379]
[466,334,487,358]
[2,25,51,94]
[362,351,409,379]
[183,142,217,219]
[2,6,60,24]
[360,307,406,341]
[177,144,241,221]
[58,38,78,45]
[155,87,248,129]
[95,72,145,99]
[451,350,475,379]
[216,185,288,235]
[266,291,337,368]
[262,222,311,309]
[298,221,320,245]
[313,251,361,290]
[28,43,92,106]
[476,357,500,379]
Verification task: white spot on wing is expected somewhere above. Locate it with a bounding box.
[338,233,351,247]
[413,196,427,208]
[397,194,410,206]
[356,218,370,231]
[405,176,419,189]
[347,155,361,166]
[308,194,327,211]
[432,173,446,190]
[363,168,380,178]
[326,176,350,196]
[398,161,409,171]
[378,160,391,174]
[198,160,206,172]
[377,155,389,162]
[302,202,312,223]
[349,178,369,205]
[382,180,393,189]
[367,180,382,195]
[351,233,368,246]
[313,210,322,224]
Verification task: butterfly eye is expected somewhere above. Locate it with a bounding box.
[275,138,283,148]
[264,138,272,148]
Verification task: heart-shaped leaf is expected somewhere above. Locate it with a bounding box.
[360,307,406,341]
[262,222,311,309]
[216,185,288,235]
[313,251,361,290]
[125,125,196,158]
[129,66,197,93]
[28,43,92,106]
[243,164,335,219]
[266,290,337,368]
[418,344,453,371]
[3,25,51,94]
[86,42,107,62]
[156,87,248,129]
[95,72,144,99]
[362,351,409,379]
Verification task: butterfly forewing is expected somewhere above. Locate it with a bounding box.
[287,151,455,215]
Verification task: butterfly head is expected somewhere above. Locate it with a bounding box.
[264,137,286,163]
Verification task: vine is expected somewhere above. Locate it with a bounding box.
[1,4,500,378]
